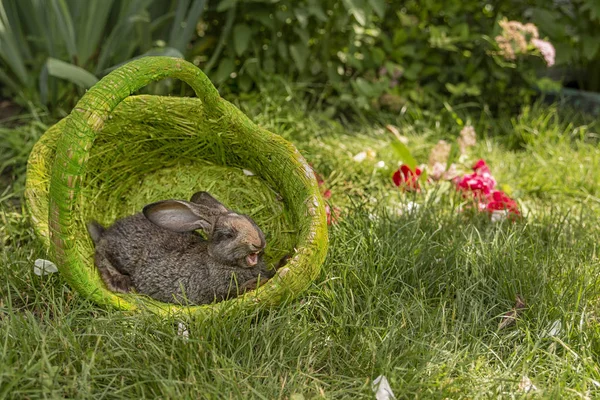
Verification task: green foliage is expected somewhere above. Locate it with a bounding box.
[3,0,596,115]
[196,0,557,115]
[0,0,202,110]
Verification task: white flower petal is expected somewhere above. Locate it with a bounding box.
[34,259,58,276]
[546,320,562,337]
[372,375,396,400]
[491,210,509,223]
[242,169,255,176]
[518,376,538,393]
[353,151,367,162]
[177,322,189,339]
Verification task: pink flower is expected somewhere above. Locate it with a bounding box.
[455,159,497,197]
[532,38,555,67]
[430,162,447,181]
[458,125,477,155]
[393,165,422,191]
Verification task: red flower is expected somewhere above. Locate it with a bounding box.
[473,159,491,174]
[455,159,497,197]
[486,190,520,215]
[454,159,520,218]
[311,165,339,224]
[393,165,422,191]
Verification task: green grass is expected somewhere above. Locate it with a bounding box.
[1,96,600,398]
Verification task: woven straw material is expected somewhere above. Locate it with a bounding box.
[25,57,328,316]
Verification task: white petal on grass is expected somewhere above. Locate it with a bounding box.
[372,375,396,400]
[546,320,562,337]
[518,376,538,393]
[375,161,386,168]
[491,209,509,223]
[34,259,58,276]
[242,169,255,176]
[353,151,368,162]
[177,322,189,339]
[405,201,420,213]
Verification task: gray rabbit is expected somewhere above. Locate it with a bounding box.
[87,191,275,305]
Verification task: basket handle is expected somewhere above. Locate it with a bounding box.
[47,56,220,264]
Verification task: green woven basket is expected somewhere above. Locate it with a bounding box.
[25,57,328,316]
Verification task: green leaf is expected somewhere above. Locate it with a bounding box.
[353,78,378,97]
[290,43,309,72]
[248,11,275,30]
[217,0,238,12]
[582,0,600,22]
[307,4,327,21]
[530,8,561,38]
[372,47,385,65]
[342,0,366,26]
[278,41,289,61]
[582,36,600,61]
[238,74,253,92]
[214,58,235,84]
[45,57,98,88]
[368,0,385,18]
[233,24,252,56]
[294,8,309,28]
[391,141,417,171]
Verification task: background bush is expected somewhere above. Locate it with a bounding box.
[0,0,596,115]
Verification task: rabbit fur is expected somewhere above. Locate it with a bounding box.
[87,191,275,305]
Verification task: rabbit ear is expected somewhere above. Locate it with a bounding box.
[189,191,228,214]
[143,200,212,233]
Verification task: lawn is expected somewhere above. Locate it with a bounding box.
[1,93,600,398]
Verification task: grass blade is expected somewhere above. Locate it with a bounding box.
[168,0,190,47]
[0,0,29,85]
[50,0,78,62]
[390,140,417,171]
[73,0,115,66]
[2,0,33,62]
[45,57,99,88]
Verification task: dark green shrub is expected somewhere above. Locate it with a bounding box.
[198,0,557,114]
[0,0,567,114]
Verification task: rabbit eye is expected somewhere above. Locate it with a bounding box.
[217,229,236,240]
